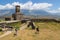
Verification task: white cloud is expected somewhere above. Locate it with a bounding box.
[5,4,13,9]
[32,3,52,10]
[0,1,53,10]
[47,8,60,13]
[2,1,60,14]
[12,2,21,6]
[58,8,60,10]
[21,1,33,9]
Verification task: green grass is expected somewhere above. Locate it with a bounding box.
[0,19,5,22]
[6,22,21,28]
[0,32,4,35]
[35,21,60,31]
[0,21,60,40]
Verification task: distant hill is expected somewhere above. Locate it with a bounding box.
[0,9,60,19]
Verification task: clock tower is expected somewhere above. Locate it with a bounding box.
[12,5,23,20]
[16,5,20,13]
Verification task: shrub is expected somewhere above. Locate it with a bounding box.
[0,28,2,31]
[15,26,20,30]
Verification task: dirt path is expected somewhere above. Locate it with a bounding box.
[0,31,12,38]
[0,23,28,38]
[20,23,29,30]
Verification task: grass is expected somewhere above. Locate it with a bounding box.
[0,32,4,35]
[35,21,60,31]
[6,22,21,28]
[0,29,60,40]
[0,27,4,35]
[0,21,60,40]
[0,19,5,22]
[0,22,21,36]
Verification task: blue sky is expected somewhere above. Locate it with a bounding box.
[0,0,60,13]
[0,0,60,8]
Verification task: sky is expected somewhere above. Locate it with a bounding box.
[0,0,60,13]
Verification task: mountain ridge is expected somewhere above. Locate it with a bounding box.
[0,9,60,19]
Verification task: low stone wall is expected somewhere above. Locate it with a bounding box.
[30,19,60,23]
